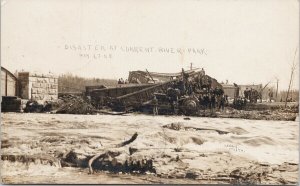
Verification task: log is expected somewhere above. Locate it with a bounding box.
[115,132,138,148]
[88,132,138,174]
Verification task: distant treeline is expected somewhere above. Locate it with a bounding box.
[58,73,117,93]
[277,90,299,102]
[262,85,299,102]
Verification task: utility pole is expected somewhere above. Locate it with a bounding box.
[275,77,279,102]
[285,47,298,108]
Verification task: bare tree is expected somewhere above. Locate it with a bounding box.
[285,47,298,108]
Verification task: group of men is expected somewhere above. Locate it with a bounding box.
[244,88,276,103]
[151,72,228,115]
[117,78,129,84]
[149,68,232,115]
[152,88,228,115]
[198,90,228,112]
[244,88,260,103]
[233,96,247,109]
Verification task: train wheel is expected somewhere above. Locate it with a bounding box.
[181,97,199,115]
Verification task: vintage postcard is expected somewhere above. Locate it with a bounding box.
[1,0,299,184]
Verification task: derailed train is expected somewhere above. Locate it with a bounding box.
[87,69,225,115]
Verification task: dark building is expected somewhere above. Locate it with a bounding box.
[1,67,21,112]
[1,67,18,97]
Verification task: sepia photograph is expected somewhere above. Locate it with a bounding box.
[1,0,299,184]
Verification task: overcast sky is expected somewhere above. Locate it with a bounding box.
[1,0,299,90]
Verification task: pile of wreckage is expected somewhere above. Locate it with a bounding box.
[22,94,96,115]
[7,68,298,121]
[53,94,96,114]
[11,68,224,116]
[87,68,225,116]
